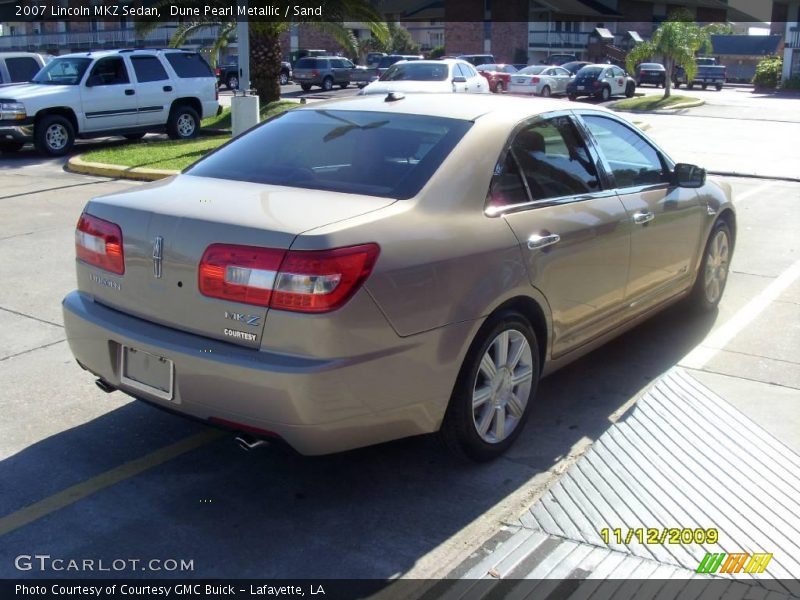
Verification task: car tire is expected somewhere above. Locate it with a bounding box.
[494,81,504,93]
[600,86,611,101]
[123,133,146,141]
[166,105,200,141]
[339,82,348,89]
[226,75,239,90]
[625,82,635,98]
[541,85,551,97]
[279,71,289,85]
[688,83,694,90]
[300,83,311,92]
[715,83,723,91]
[439,311,540,462]
[688,220,732,312]
[321,77,333,92]
[0,141,25,153]
[568,94,577,101]
[33,114,75,157]
[702,83,708,90]
[674,81,682,89]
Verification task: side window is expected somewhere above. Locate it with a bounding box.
[342,60,355,69]
[165,52,213,78]
[131,56,169,83]
[89,57,129,85]
[582,115,667,188]
[454,63,467,78]
[511,117,599,201]
[487,152,530,210]
[464,64,479,78]
[6,57,41,82]
[613,66,625,77]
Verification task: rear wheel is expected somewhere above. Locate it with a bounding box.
[701,83,708,90]
[688,83,695,90]
[166,105,199,140]
[0,141,24,153]
[625,82,635,97]
[688,220,732,311]
[715,83,723,91]
[600,86,611,101]
[440,311,540,462]
[339,82,348,89]
[226,75,239,90]
[540,85,551,98]
[321,77,334,92]
[568,93,577,101]
[494,81,504,93]
[300,83,311,92]
[279,71,289,85]
[674,81,682,89]
[34,114,75,157]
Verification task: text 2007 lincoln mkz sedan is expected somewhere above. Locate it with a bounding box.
[63,94,735,461]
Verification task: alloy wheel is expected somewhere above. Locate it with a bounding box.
[471,329,533,444]
[176,114,196,137]
[46,123,68,151]
[704,229,730,304]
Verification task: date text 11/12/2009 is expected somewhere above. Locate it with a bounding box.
[170,5,323,18]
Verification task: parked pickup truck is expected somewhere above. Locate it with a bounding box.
[674,57,726,90]
[293,56,374,91]
[216,60,292,89]
[0,49,219,156]
[0,52,47,86]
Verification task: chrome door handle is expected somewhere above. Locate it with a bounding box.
[527,233,561,249]
[633,211,655,225]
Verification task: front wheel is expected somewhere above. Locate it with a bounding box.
[688,220,732,311]
[34,114,75,157]
[166,105,200,140]
[625,83,635,98]
[440,312,540,461]
[279,71,289,85]
[0,141,24,153]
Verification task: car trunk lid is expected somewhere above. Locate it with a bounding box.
[77,175,395,348]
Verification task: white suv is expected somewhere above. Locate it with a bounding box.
[0,49,219,156]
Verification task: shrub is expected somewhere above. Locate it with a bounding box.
[783,76,800,90]
[429,45,445,59]
[752,55,782,89]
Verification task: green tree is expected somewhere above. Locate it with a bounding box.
[626,9,726,98]
[138,1,388,103]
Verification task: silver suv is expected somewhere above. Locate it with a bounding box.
[292,56,373,91]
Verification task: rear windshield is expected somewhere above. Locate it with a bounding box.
[639,63,664,70]
[165,52,213,78]
[295,58,320,69]
[187,109,473,199]
[381,62,448,81]
[519,66,546,75]
[378,56,402,68]
[577,66,603,77]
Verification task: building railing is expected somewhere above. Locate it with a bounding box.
[0,25,221,51]
[787,27,800,49]
[528,29,591,49]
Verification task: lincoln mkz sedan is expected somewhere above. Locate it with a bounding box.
[63,95,735,461]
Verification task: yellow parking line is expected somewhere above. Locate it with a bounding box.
[0,429,224,537]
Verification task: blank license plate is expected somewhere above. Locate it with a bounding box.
[577,86,585,91]
[120,346,174,402]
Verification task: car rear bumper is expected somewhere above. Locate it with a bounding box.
[62,290,460,455]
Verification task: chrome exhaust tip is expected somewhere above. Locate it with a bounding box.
[95,378,116,393]
[235,435,270,452]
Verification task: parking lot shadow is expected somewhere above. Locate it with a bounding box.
[0,299,718,580]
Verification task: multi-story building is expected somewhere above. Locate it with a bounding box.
[773,1,800,81]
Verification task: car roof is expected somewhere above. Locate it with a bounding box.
[55,49,194,59]
[0,51,44,58]
[295,92,615,123]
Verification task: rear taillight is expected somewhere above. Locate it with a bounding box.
[311,69,320,77]
[215,67,221,76]
[531,77,540,84]
[75,213,124,275]
[198,243,380,313]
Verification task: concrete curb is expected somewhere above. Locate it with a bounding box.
[610,98,705,112]
[66,155,178,181]
[708,170,800,184]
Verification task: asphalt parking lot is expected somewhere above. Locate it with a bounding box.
[0,95,798,581]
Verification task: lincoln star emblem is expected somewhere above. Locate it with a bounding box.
[152,236,163,278]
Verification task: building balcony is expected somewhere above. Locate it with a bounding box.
[0,25,221,52]
[787,27,800,49]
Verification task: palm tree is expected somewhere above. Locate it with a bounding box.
[169,21,236,68]
[626,10,727,99]
[137,1,388,103]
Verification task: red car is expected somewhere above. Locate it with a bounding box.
[476,63,519,93]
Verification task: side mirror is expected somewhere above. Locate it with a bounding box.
[673,163,706,188]
[452,76,467,83]
[85,74,101,87]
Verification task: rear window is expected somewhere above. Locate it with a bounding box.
[577,66,603,77]
[295,58,320,69]
[187,109,473,199]
[6,56,41,82]
[381,62,448,81]
[164,52,213,78]
[639,63,664,70]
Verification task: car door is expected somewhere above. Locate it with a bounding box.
[553,67,571,93]
[329,59,348,86]
[610,66,627,95]
[579,113,705,312]
[493,114,632,356]
[129,54,175,127]
[80,56,139,132]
